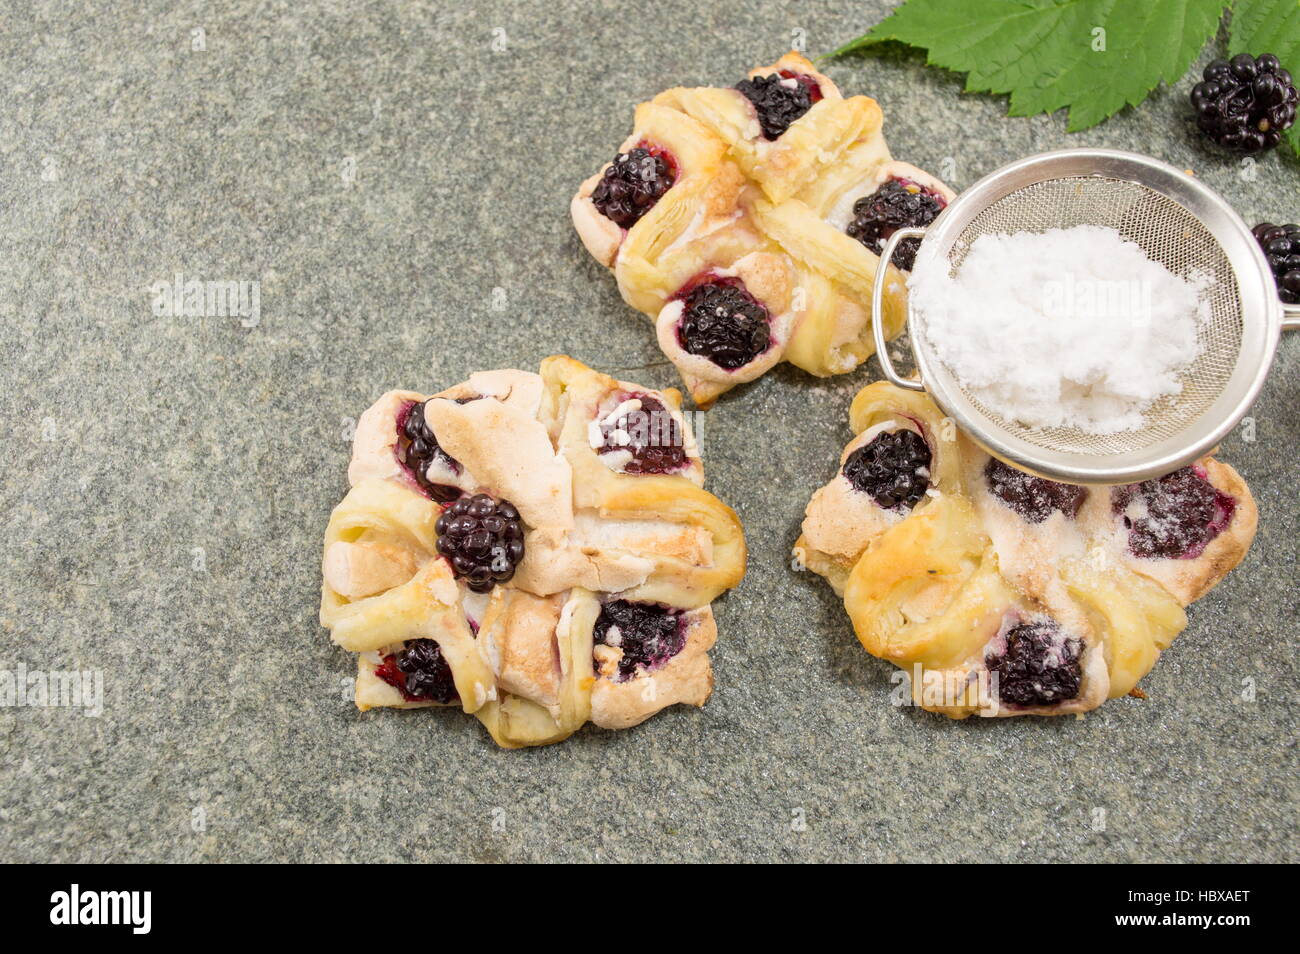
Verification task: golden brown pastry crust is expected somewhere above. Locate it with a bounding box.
[320,357,746,748]
[795,381,1257,719]
[572,51,955,406]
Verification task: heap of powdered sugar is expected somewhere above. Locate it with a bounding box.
[910,225,1210,434]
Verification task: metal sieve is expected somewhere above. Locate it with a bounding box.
[871,147,1300,485]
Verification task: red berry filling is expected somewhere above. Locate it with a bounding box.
[779,70,824,102]
[374,639,458,704]
[1112,466,1235,560]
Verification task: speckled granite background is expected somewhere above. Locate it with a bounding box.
[0,0,1295,863]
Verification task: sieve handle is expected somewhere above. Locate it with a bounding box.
[1284,304,1300,332]
[871,226,929,392]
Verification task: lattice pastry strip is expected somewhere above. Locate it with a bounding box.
[795,382,1256,718]
[653,52,882,205]
[572,51,955,405]
[320,356,745,747]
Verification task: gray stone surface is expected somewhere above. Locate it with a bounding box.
[0,1,1296,863]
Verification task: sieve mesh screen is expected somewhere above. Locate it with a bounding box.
[933,176,1243,457]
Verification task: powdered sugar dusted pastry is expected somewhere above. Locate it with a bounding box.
[794,382,1257,718]
[321,356,746,748]
[572,51,955,406]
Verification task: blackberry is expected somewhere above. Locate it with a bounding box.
[677,279,772,370]
[1252,222,1300,305]
[372,639,458,704]
[984,458,1087,524]
[398,400,462,503]
[986,622,1083,708]
[1112,467,1234,561]
[845,179,945,271]
[435,493,525,592]
[396,639,459,703]
[735,70,821,139]
[590,146,677,229]
[841,429,932,511]
[593,600,686,681]
[596,394,688,475]
[1190,53,1297,153]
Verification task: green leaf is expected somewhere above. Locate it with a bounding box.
[1229,0,1300,157]
[832,0,1226,132]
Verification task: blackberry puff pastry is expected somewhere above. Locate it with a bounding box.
[321,356,746,747]
[572,51,955,406]
[794,382,1257,718]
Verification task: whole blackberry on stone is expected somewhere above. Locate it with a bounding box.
[1190,53,1297,153]
[394,638,458,703]
[846,179,945,271]
[734,72,818,139]
[435,493,525,592]
[590,147,676,228]
[841,429,932,511]
[1252,222,1300,304]
[677,280,771,369]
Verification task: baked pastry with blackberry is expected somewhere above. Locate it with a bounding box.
[794,381,1257,717]
[321,357,746,747]
[572,52,954,406]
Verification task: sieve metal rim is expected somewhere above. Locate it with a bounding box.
[872,147,1285,486]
